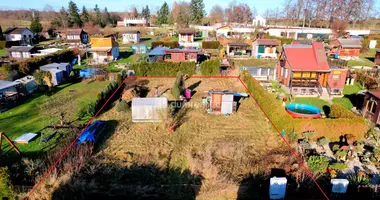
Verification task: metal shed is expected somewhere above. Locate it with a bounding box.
[132,97,168,122]
[207,90,236,114]
[14,76,38,94]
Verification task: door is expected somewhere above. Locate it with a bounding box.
[318,73,328,87]
[221,94,233,114]
[212,94,222,112]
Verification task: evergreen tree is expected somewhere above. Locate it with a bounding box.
[81,6,90,23]
[0,26,4,41]
[132,7,139,18]
[141,5,150,20]
[30,10,43,33]
[68,1,82,27]
[93,4,102,26]
[59,7,69,28]
[110,14,121,27]
[157,2,170,25]
[101,7,111,27]
[190,0,205,24]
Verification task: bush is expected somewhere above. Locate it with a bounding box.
[200,59,220,76]
[286,130,298,144]
[241,71,367,141]
[308,156,329,173]
[151,41,179,48]
[330,104,357,119]
[317,137,330,146]
[302,132,316,140]
[69,71,77,83]
[330,162,348,171]
[0,41,5,49]
[332,144,340,152]
[202,41,220,49]
[3,49,76,75]
[117,100,129,112]
[129,62,196,76]
[87,101,96,117]
[0,167,16,199]
[171,72,183,99]
[361,39,369,52]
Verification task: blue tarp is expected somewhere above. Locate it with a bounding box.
[80,68,100,78]
[77,120,105,145]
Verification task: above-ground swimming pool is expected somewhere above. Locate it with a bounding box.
[285,104,321,119]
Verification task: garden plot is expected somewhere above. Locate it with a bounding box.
[94,77,289,199]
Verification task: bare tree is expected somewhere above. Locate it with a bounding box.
[209,5,225,24]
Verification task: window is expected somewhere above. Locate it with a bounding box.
[29,35,32,38]
[285,69,288,78]
[333,74,340,80]
[302,72,310,78]
[367,98,378,114]
[281,67,284,76]
[22,52,30,58]
[11,52,21,58]
[165,54,172,60]
[185,54,188,60]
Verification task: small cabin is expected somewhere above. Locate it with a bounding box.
[122,30,140,44]
[205,90,236,115]
[8,46,37,60]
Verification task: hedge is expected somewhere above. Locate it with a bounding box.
[0,41,5,49]
[151,41,179,49]
[2,49,76,75]
[241,71,366,141]
[330,104,358,119]
[129,62,196,76]
[202,41,220,49]
[200,59,220,76]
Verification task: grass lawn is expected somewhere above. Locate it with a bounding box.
[234,58,277,67]
[348,48,380,67]
[0,49,7,57]
[332,83,364,110]
[343,83,363,95]
[293,97,331,111]
[0,81,108,157]
[81,78,286,199]
[332,97,353,110]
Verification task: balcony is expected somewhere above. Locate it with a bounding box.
[290,79,322,97]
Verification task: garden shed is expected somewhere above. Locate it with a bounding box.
[39,63,72,78]
[14,76,38,94]
[206,90,237,114]
[132,44,148,54]
[41,68,64,86]
[132,97,168,122]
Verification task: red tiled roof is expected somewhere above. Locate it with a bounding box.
[369,90,380,99]
[284,42,330,72]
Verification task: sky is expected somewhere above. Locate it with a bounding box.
[0,0,282,15]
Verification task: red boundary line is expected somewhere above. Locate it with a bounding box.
[26,75,329,200]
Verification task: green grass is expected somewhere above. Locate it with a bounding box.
[234,58,277,67]
[332,83,364,110]
[293,97,330,111]
[332,97,354,110]
[348,48,380,67]
[0,49,7,57]
[0,81,108,156]
[343,83,363,95]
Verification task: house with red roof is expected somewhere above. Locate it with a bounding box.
[362,90,380,125]
[276,42,349,96]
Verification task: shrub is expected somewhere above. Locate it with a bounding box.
[171,72,183,99]
[129,62,196,76]
[286,130,298,144]
[202,41,220,49]
[0,41,5,49]
[10,49,76,75]
[330,162,348,171]
[302,131,316,140]
[87,101,96,117]
[332,144,340,152]
[0,167,16,199]
[151,41,179,48]
[330,104,357,119]
[200,59,220,76]
[307,156,329,173]
[317,137,330,146]
[361,39,369,52]
[241,71,366,141]
[347,174,370,186]
[117,100,129,112]
[69,71,77,83]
